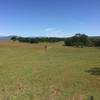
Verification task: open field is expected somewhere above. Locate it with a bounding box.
[0,41,100,100]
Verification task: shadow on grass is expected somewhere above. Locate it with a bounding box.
[86,67,100,76]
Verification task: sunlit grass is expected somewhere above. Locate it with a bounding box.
[0,41,100,100]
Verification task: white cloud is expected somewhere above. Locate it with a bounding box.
[44,28,66,37]
[44,28,54,32]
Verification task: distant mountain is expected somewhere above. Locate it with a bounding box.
[0,36,14,40]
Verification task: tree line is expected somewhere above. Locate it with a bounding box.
[64,33,100,47]
[11,36,65,43]
[11,33,100,47]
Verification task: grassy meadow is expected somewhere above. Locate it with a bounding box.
[0,41,100,100]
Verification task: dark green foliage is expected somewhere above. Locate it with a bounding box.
[91,39,100,47]
[95,40,100,46]
[89,36,100,47]
[11,36,17,41]
[11,37,65,44]
[17,37,39,43]
[64,33,100,47]
[64,38,73,46]
[64,33,89,47]
[86,67,100,76]
[72,33,89,47]
[35,37,65,42]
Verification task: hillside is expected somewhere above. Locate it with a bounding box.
[0,36,13,40]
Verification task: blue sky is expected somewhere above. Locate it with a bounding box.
[0,0,100,37]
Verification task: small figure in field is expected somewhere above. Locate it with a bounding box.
[44,45,47,51]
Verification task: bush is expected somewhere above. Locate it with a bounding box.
[64,33,89,47]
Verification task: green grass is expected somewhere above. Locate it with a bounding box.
[0,41,100,100]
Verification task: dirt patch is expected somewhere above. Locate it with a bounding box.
[51,88,61,97]
[70,94,86,100]
[49,86,62,100]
